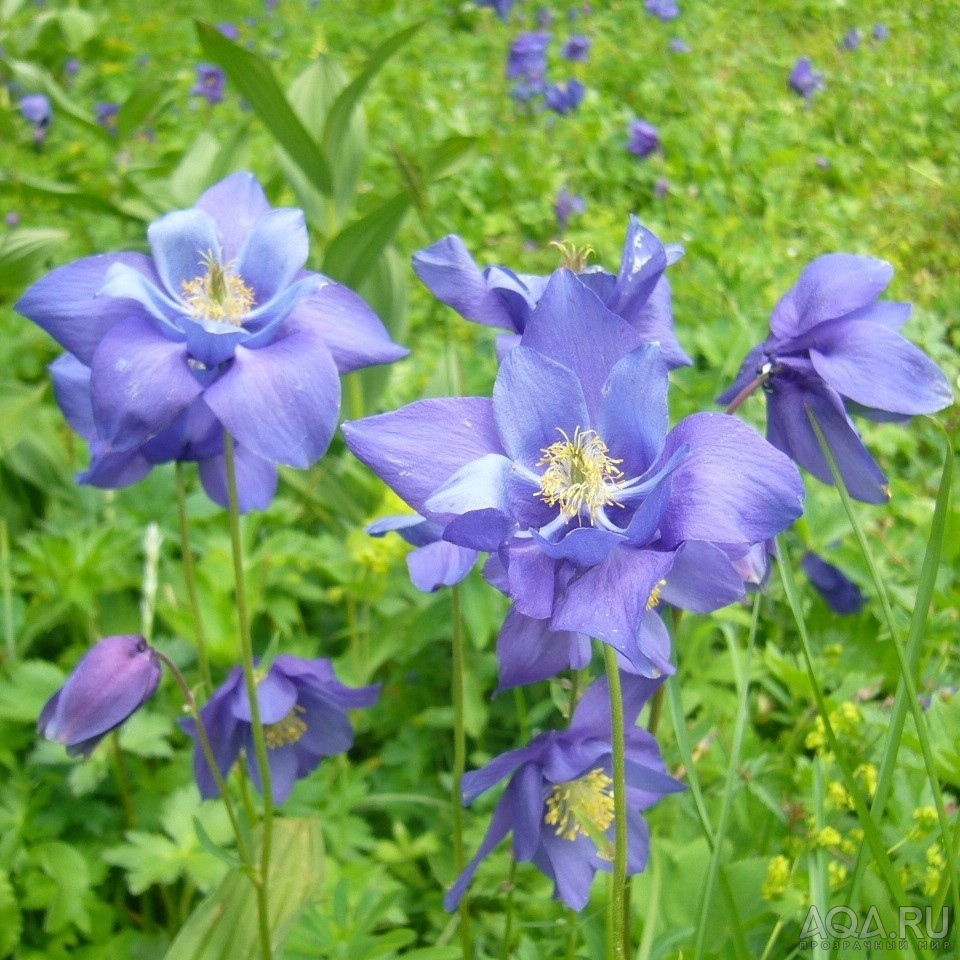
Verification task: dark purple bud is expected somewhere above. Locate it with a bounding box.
[561,34,591,61]
[788,57,825,99]
[95,101,120,131]
[627,118,660,157]
[842,28,861,51]
[544,79,585,115]
[872,23,888,41]
[802,551,864,614]
[669,37,690,54]
[192,64,226,105]
[38,635,162,757]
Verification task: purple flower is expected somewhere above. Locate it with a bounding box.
[183,656,378,804]
[554,188,586,232]
[38,635,161,758]
[192,64,226,105]
[475,0,516,20]
[95,101,119,131]
[345,273,804,673]
[788,57,824,99]
[645,0,679,20]
[16,172,406,512]
[412,218,692,368]
[19,93,51,127]
[627,119,660,158]
[718,254,953,503]
[872,23,888,42]
[842,28,861,51]
[217,22,239,40]
[447,672,682,910]
[561,34,591,61]
[669,37,690,54]
[544,79,585,115]
[506,32,551,83]
[536,7,554,28]
[367,514,477,592]
[654,177,669,198]
[802,551,864,614]
[5,212,20,229]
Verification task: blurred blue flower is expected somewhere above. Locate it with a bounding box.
[554,187,586,232]
[646,0,679,20]
[5,212,20,229]
[654,177,669,198]
[16,172,406,511]
[842,28,861,51]
[544,79,585,115]
[872,23,889,41]
[65,57,80,76]
[802,551,864,614]
[39,635,161,758]
[506,31,551,83]
[20,93,51,127]
[367,514,477,592]
[218,22,239,39]
[561,34,591,61]
[95,101,119,132]
[183,655,379,804]
[192,64,226,105]
[718,254,953,503]
[447,672,682,910]
[475,0,516,20]
[788,57,824,99]
[627,118,660,157]
[669,37,690,53]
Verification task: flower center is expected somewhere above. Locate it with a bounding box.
[544,768,615,845]
[181,251,255,326]
[263,705,307,750]
[538,427,624,522]
[550,240,595,271]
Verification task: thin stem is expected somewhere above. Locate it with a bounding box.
[602,644,628,960]
[450,584,473,959]
[646,686,664,735]
[176,462,212,692]
[0,519,15,662]
[223,434,274,960]
[110,732,137,828]
[724,371,770,415]
[499,859,517,960]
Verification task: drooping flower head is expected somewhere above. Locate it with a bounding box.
[506,31,551,83]
[474,0,516,21]
[192,64,226,105]
[39,634,161,758]
[183,655,379,805]
[717,254,953,503]
[16,172,406,511]
[626,119,660,158]
[544,79,585,115]
[788,57,824,99]
[345,273,804,674]
[561,34,591,61]
[412,218,691,368]
[447,672,683,910]
[802,550,864,614]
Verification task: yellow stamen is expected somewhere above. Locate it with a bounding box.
[264,705,307,750]
[646,579,667,611]
[538,427,624,523]
[181,251,255,326]
[550,240,595,272]
[545,768,616,844]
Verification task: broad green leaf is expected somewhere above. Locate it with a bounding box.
[424,135,478,181]
[321,193,409,289]
[0,659,63,723]
[0,871,22,958]
[117,79,169,141]
[194,19,332,196]
[0,230,68,293]
[0,384,47,455]
[30,842,91,934]
[164,818,324,960]
[53,9,98,49]
[0,173,149,223]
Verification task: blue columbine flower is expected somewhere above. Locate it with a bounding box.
[645,0,679,21]
[183,655,379,805]
[788,57,824,99]
[506,31,551,83]
[95,101,119,131]
[474,0,516,21]
[39,634,162,757]
[554,188,586,232]
[447,672,682,910]
[561,34,591,61]
[16,172,407,511]
[802,550,864,614]
[192,64,226,105]
[842,28,861,51]
[544,79,585,115]
[718,254,953,503]
[412,217,691,368]
[626,119,660,158]
[20,93,52,127]
[367,514,477,592]
[345,273,804,673]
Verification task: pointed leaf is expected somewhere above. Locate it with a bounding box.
[321,194,409,288]
[117,79,169,140]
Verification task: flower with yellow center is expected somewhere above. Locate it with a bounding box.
[544,768,615,855]
[538,427,625,523]
[181,251,256,327]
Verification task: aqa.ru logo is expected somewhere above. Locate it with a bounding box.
[799,906,951,950]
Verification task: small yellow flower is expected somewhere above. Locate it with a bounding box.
[762,856,791,900]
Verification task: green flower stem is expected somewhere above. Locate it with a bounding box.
[176,462,212,692]
[154,649,253,868]
[807,413,960,926]
[0,519,15,663]
[223,433,275,960]
[450,584,473,959]
[602,643,629,960]
[498,859,518,960]
[109,732,137,828]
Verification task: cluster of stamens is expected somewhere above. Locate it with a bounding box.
[538,427,625,523]
[181,251,255,326]
[646,579,667,611]
[264,704,308,749]
[544,768,616,842]
[550,240,595,272]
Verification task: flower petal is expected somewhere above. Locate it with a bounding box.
[407,540,477,592]
[606,217,668,322]
[425,453,515,522]
[808,320,953,415]
[627,275,692,368]
[658,412,804,548]
[237,208,309,305]
[660,540,746,612]
[232,669,297,724]
[195,172,271,262]
[198,443,279,513]
[148,208,222,297]
[49,354,95,439]
[203,323,340,468]
[90,315,203,449]
[802,551,865,614]
[496,608,588,692]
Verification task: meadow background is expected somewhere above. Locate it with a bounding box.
[0,1,957,958]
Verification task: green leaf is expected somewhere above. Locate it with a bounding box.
[0,871,21,958]
[0,173,149,223]
[31,842,91,934]
[0,230,68,293]
[0,659,63,723]
[321,193,409,289]
[117,79,169,141]
[424,135,477,181]
[194,19,332,196]
[0,384,47,457]
[164,818,324,960]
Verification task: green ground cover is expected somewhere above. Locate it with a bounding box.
[0,1,957,958]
